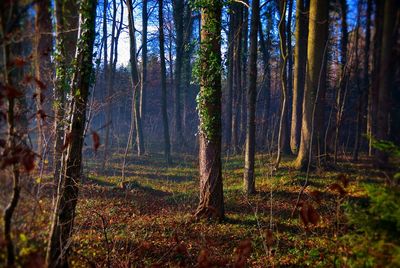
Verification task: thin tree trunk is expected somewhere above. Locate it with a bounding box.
[159,0,171,164]
[101,0,109,168]
[34,0,52,163]
[195,0,224,221]
[275,0,288,169]
[173,0,184,149]
[140,0,148,122]
[127,0,144,156]
[46,0,97,266]
[243,0,259,195]
[290,0,309,154]
[334,0,348,164]
[240,5,249,148]
[225,6,235,149]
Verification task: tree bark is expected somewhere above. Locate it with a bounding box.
[46,0,97,266]
[290,0,309,154]
[195,0,224,221]
[34,0,53,162]
[127,0,145,156]
[376,0,398,166]
[172,0,185,149]
[243,0,259,195]
[53,0,79,185]
[159,0,171,164]
[295,0,329,170]
[140,0,148,122]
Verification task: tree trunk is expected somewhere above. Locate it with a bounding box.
[290,0,309,154]
[295,0,329,170]
[195,0,224,221]
[140,0,148,122]
[173,0,184,149]
[34,0,53,163]
[225,5,235,149]
[243,0,259,195]
[333,0,348,163]
[53,0,79,185]
[127,0,144,156]
[376,0,398,166]
[275,0,289,169]
[46,0,97,266]
[240,6,249,148]
[159,0,171,164]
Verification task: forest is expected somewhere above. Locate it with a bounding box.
[0,0,399,267]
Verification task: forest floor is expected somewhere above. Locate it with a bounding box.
[0,152,385,267]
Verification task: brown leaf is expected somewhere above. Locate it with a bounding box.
[300,202,320,226]
[21,149,35,172]
[36,110,47,120]
[337,174,350,188]
[264,229,275,247]
[34,78,46,90]
[3,84,23,99]
[329,183,347,196]
[63,132,73,151]
[309,190,323,203]
[197,249,211,268]
[12,56,27,68]
[175,242,188,257]
[91,131,100,152]
[233,239,252,268]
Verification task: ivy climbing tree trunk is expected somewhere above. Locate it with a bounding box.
[53,0,79,185]
[243,0,259,195]
[159,0,171,164]
[46,0,97,266]
[195,0,224,221]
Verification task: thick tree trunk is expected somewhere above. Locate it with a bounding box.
[376,0,398,166]
[290,0,309,154]
[53,0,79,185]
[159,0,171,164]
[243,0,259,195]
[46,0,96,266]
[295,0,329,170]
[195,1,224,221]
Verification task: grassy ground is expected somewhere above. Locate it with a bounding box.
[0,152,383,267]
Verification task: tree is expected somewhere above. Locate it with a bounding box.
[290,0,309,154]
[243,0,259,194]
[333,0,349,163]
[159,0,171,164]
[275,0,290,169]
[194,0,224,221]
[127,0,144,156]
[295,0,329,170]
[376,0,398,166]
[172,0,185,148]
[34,0,52,162]
[46,0,97,265]
[53,0,79,184]
[140,0,148,122]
